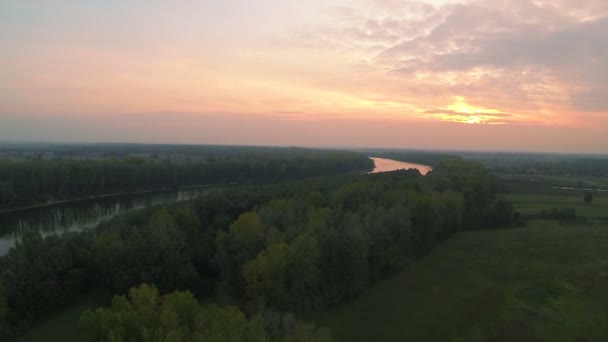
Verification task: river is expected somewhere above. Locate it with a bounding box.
[0,186,218,256]
[0,158,433,256]
[369,157,433,175]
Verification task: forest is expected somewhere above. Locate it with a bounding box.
[0,146,372,210]
[0,156,516,341]
[460,152,608,178]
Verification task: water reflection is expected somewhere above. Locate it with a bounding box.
[0,187,210,256]
[369,157,433,175]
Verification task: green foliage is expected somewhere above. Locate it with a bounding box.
[506,192,608,220]
[80,284,330,342]
[244,242,292,308]
[483,197,516,228]
[215,213,269,299]
[80,284,268,342]
[218,161,505,312]
[259,310,333,342]
[0,183,301,335]
[91,208,202,293]
[0,181,15,205]
[584,192,593,204]
[0,147,373,210]
[0,231,92,331]
[476,153,608,178]
[0,280,8,336]
[1,157,510,337]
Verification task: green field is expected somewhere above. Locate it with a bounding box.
[506,193,608,219]
[498,173,608,189]
[500,172,608,222]
[317,220,608,342]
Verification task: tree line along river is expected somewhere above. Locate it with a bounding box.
[0,158,432,255]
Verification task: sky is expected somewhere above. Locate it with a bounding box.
[1,0,607,153]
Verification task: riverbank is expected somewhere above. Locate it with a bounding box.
[0,182,244,215]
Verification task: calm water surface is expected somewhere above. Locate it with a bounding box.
[0,186,215,256]
[369,157,433,175]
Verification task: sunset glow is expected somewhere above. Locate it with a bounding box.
[1,0,607,152]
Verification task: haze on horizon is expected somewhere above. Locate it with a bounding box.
[1,0,607,153]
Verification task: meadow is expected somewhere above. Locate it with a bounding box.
[506,192,607,219]
[501,173,608,221]
[318,219,608,341]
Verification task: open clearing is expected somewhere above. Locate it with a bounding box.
[318,220,608,342]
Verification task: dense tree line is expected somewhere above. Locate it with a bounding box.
[464,153,608,178]
[0,179,348,337]
[0,157,517,340]
[217,158,515,312]
[0,184,294,334]
[0,149,373,210]
[0,143,347,161]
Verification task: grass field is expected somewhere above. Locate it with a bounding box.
[498,173,608,189]
[500,172,608,223]
[317,220,608,342]
[506,193,608,219]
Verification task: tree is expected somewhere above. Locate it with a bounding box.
[584,192,593,205]
[244,242,292,309]
[215,213,269,298]
[317,212,369,305]
[80,283,269,342]
[484,197,514,228]
[260,311,333,342]
[0,181,15,206]
[411,196,439,255]
[80,283,331,341]
[0,280,9,335]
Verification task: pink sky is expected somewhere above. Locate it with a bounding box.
[1,0,607,153]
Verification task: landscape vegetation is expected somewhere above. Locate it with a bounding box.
[2,0,608,340]
[0,144,606,341]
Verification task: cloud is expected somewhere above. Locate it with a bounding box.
[423,109,513,118]
[424,112,517,125]
[3,111,606,153]
[291,0,608,114]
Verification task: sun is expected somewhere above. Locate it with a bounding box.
[466,116,482,124]
[435,96,504,124]
[447,96,501,116]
